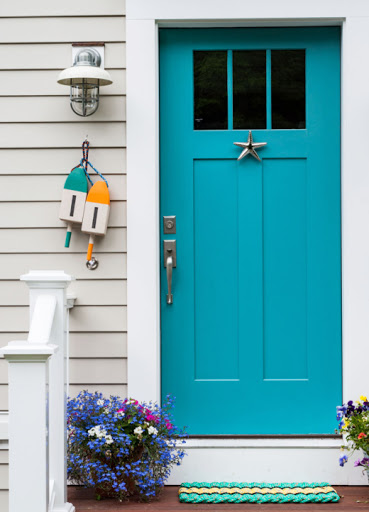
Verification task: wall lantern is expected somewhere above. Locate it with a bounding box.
[57,47,112,117]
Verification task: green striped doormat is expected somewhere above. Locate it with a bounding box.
[179,482,340,503]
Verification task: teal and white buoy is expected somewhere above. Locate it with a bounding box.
[59,167,88,247]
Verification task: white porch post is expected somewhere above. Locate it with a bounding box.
[21,271,75,512]
[1,270,75,512]
[3,344,56,512]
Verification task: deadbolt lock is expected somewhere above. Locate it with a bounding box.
[163,215,176,234]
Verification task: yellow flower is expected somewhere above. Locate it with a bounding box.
[342,418,350,430]
[360,395,368,402]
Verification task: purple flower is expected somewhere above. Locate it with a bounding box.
[354,457,369,468]
[339,454,348,467]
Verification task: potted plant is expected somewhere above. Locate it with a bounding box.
[67,391,187,501]
[337,395,369,475]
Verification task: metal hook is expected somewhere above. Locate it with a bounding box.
[86,257,98,270]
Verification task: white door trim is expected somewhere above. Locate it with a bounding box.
[126,2,369,479]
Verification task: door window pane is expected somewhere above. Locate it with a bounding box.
[233,50,266,129]
[272,50,305,129]
[194,51,227,130]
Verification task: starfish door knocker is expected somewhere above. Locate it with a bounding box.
[234,130,267,162]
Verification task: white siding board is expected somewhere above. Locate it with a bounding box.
[0,280,126,306]
[0,175,126,201]
[0,123,125,148]
[69,333,127,358]
[0,362,7,384]
[0,253,127,279]
[0,148,126,174]
[0,490,8,509]
[0,228,126,253]
[0,0,125,17]
[0,333,27,349]
[0,201,126,228]
[0,96,126,122]
[0,308,28,334]
[0,70,125,96]
[69,359,126,384]
[0,451,8,464]
[71,280,127,306]
[69,384,127,400]
[0,465,8,490]
[69,306,127,332]
[0,17,125,43]
[0,332,127,357]
[0,387,7,411]
[0,305,126,333]
[0,43,125,70]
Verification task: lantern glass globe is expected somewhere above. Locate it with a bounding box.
[70,82,99,117]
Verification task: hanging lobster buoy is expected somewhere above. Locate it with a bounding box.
[59,166,88,247]
[81,180,110,261]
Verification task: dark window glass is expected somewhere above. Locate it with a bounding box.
[272,50,305,129]
[194,51,227,130]
[233,50,266,129]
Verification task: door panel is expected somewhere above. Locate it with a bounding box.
[160,28,341,435]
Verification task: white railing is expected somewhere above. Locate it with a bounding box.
[0,271,75,512]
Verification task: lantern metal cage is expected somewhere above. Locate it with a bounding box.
[57,47,112,117]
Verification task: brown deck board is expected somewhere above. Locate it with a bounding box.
[68,486,369,511]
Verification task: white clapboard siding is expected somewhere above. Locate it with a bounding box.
[69,359,126,384]
[0,253,127,280]
[69,333,127,358]
[0,332,127,358]
[0,465,7,490]
[0,70,125,96]
[69,384,127,400]
[0,123,125,148]
[0,0,125,17]
[0,491,8,510]
[0,362,7,384]
[0,43,125,70]
[0,451,8,464]
[0,306,126,333]
[0,148,126,174]
[69,306,127,332]
[0,387,7,411]
[0,227,126,253]
[0,280,127,306]
[0,175,126,201]
[0,201,126,228]
[0,333,27,349]
[0,96,126,122]
[0,17,125,44]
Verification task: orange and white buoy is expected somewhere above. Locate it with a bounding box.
[81,180,110,261]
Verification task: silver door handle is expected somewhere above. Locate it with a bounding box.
[166,254,173,304]
[164,240,176,305]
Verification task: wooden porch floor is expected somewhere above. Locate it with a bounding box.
[68,486,369,511]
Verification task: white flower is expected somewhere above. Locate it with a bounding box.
[134,426,144,436]
[105,435,114,445]
[96,399,104,406]
[88,425,107,439]
[103,408,110,415]
[148,426,158,436]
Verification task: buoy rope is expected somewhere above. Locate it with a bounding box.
[69,140,109,187]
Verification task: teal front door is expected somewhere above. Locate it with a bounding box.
[160,28,341,435]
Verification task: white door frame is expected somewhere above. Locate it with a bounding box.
[126,0,369,483]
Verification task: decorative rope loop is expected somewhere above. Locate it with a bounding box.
[69,140,109,188]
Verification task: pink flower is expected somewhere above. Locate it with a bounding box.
[146,413,156,422]
[166,421,173,431]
